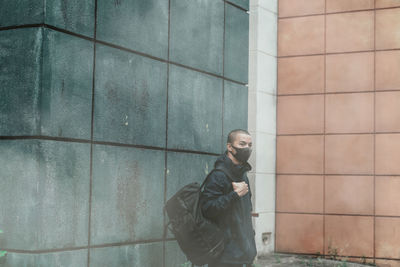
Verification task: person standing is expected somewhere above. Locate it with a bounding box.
[201,129,257,267]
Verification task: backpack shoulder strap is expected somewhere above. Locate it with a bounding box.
[199,168,234,191]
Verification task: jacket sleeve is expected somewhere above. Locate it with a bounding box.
[201,171,240,219]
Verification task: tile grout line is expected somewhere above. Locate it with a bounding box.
[2,238,175,254]
[274,0,280,253]
[163,0,171,266]
[373,1,376,263]
[87,0,98,265]
[221,0,226,155]
[278,5,400,20]
[0,136,220,156]
[323,0,326,256]
[277,47,400,59]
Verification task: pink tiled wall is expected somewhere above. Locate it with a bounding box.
[276,1,400,266]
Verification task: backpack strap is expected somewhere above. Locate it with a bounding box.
[199,168,234,191]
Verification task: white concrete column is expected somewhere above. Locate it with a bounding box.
[248,0,277,256]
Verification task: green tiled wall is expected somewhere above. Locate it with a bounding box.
[0,0,249,266]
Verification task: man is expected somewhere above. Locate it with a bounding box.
[201,129,257,267]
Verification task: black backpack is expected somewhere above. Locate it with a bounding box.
[164,168,232,265]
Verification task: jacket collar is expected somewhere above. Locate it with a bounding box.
[214,151,252,182]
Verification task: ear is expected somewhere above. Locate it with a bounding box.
[227,143,233,153]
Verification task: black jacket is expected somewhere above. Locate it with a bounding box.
[200,152,257,264]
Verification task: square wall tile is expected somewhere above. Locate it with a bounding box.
[94,44,167,147]
[375,259,400,267]
[326,0,374,12]
[249,51,277,94]
[277,135,324,174]
[254,132,276,173]
[45,0,95,37]
[326,11,374,53]
[0,140,41,250]
[325,176,374,215]
[376,8,400,50]
[254,174,276,213]
[227,0,249,10]
[96,0,168,59]
[276,213,324,254]
[278,16,325,56]
[36,141,90,249]
[0,0,43,27]
[376,50,400,90]
[278,0,325,17]
[375,217,400,259]
[40,29,93,140]
[170,0,223,75]
[376,91,400,132]
[37,250,87,267]
[325,134,374,175]
[168,65,223,154]
[165,241,189,267]
[248,92,276,134]
[278,55,324,95]
[250,8,277,56]
[3,250,87,267]
[325,215,374,257]
[277,94,324,134]
[376,134,400,175]
[224,4,249,83]
[325,93,374,134]
[253,212,275,254]
[252,0,277,13]
[0,28,42,136]
[326,52,374,93]
[91,145,165,245]
[224,81,248,142]
[376,0,400,8]
[0,140,90,250]
[376,176,400,216]
[90,242,163,267]
[276,175,323,213]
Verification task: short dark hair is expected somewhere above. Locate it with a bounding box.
[227,129,251,144]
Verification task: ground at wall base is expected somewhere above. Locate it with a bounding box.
[254,253,377,267]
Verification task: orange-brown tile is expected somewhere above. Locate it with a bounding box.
[279,0,325,17]
[375,259,400,267]
[278,56,324,95]
[277,95,324,134]
[326,11,374,53]
[376,217,400,259]
[325,215,374,257]
[376,0,400,8]
[326,52,374,93]
[325,134,374,175]
[376,176,400,216]
[326,0,374,12]
[278,16,325,56]
[276,213,324,254]
[325,93,374,133]
[376,51,400,90]
[376,134,400,175]
[376,8,400,50]
[376,91,400,132]
[277,135,324,174]
[276,175,323,213]
[325,176,374,215]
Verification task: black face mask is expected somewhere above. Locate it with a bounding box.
[231,145,252,163]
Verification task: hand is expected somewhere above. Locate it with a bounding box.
[232,182,248,197]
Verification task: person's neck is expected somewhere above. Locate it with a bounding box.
[227,151,241,165]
